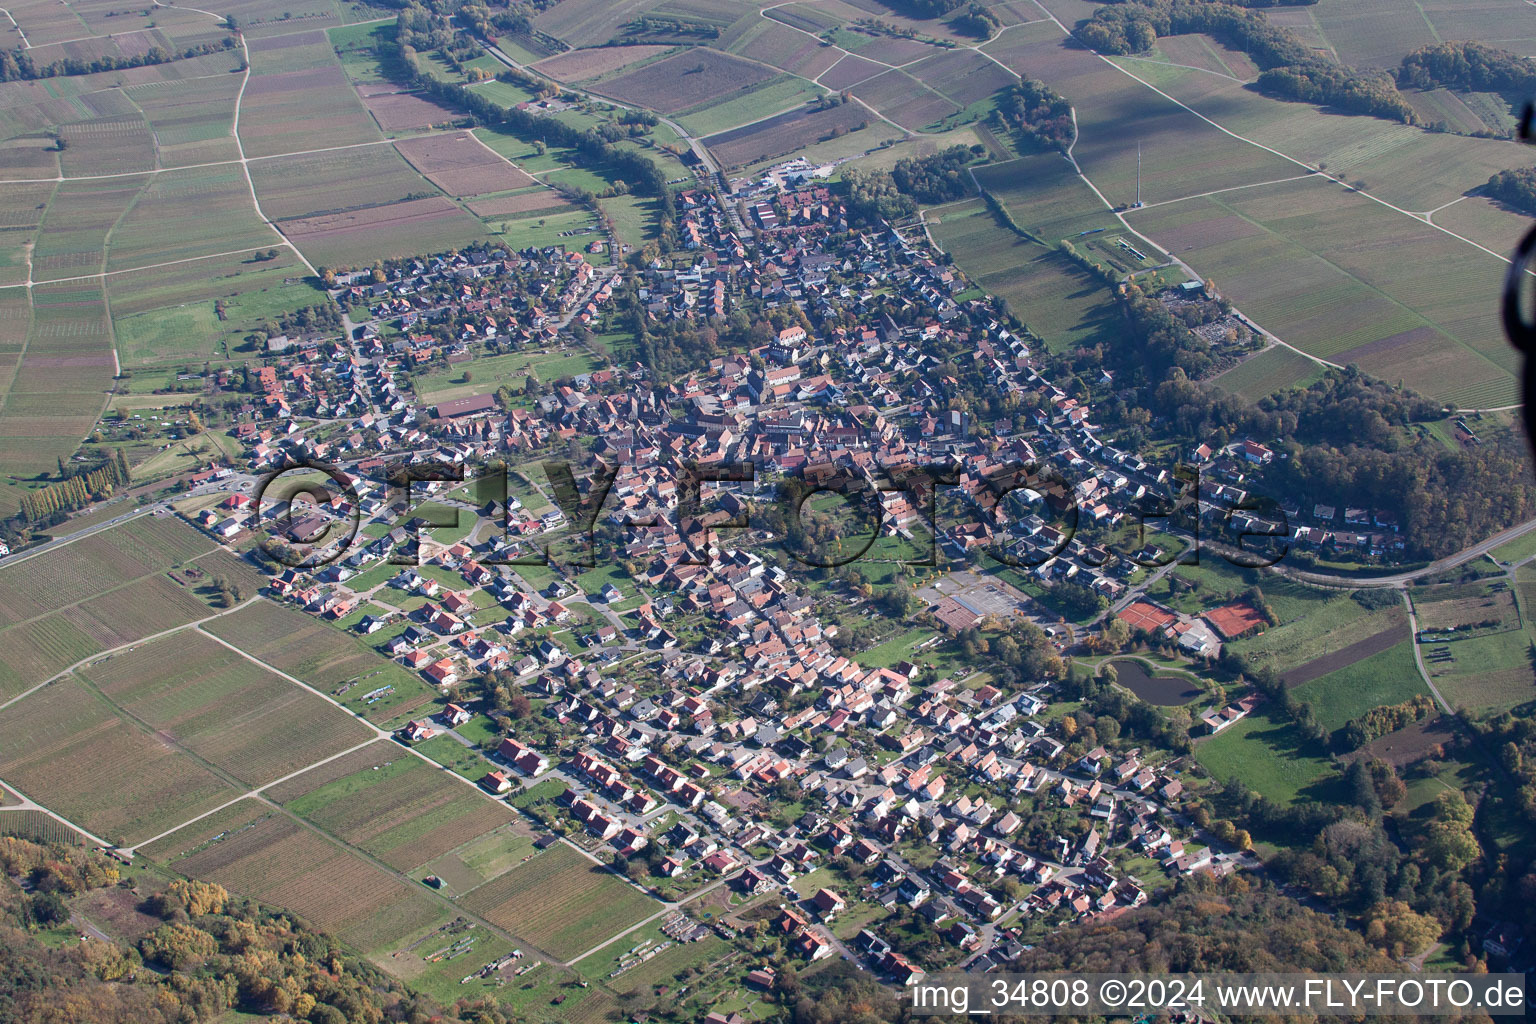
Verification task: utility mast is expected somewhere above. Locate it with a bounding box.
[1134,141,1143,208]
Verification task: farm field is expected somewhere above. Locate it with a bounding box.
[1231,593,1395,674]
[0,530,244,701]
[147,800,450,952]
[396,131,536,197]
[1411,580,1521,633]
[1419,626,1536,713]
[0,513,213,623]
[105,165,281,273]
[927,197,1120,354]
[703,102,869,169]
[0,675,240,846]
[982,30,1296,208]
[278,196,495,270]
[675,75,826,137]
[109,248,323,368]
[249,144,442,222]
[77,631,373,787]
[240,35,383,159]
[1212,346,1325,401]
[1289,640,1427,732]
[588,49,776,115]
[282,751,514,872]
[417,825,538,895]
[458,842,662,960]
[128,74,243,168]
[1126,177,1518,407]
[723,19,842,80]
[532,44,675,82]
[202,600,440,723]
[1108,58,1531,215]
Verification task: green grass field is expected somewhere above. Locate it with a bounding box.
[1196,707,1342,807]
[675,75,825,136]
[1289,640,1427,731]
[1212,346,1326,401]
[413,348,600,404]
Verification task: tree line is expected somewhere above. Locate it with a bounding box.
[16,448,130,524]
[1078,0,1416,123]
[0,38,238,83]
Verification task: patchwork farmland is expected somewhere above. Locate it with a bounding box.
[459,842,662,960]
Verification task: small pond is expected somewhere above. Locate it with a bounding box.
[1110,658,1201,706]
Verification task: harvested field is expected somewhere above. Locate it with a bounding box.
[907,49,1018,107]
[818,53,887,90]
[278,196,494,269]
[727,20,842,79]
[1345,715,1457,769]
[396,131,535,196]
[459,842,661,959]
[468,190,572,217]
[1281,618,1409,689]
[704,102,869,168]
[0,676,239,846]
[238,63,382,159]
[363,90,460,131]
[79,631,373,787]
[250,144,435,221]
[161,804,447,949]
[532,44,674,81]
[850,70,958,130]
[284,753,513,872]
[591,49,774,113]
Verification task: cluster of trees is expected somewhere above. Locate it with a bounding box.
[1399,40,1536,94]
[993,78,1074,152]
[15,449,130,524]
[950,616,1065,679]
[619,288,779,378]
[1059,661,1197,754]
[0,38,238,82]
[1079,0,1415,123]
[1018,873,1395,972]
[1342,693,1437,750]
[875,0,967,17]
[845,144,984,222]
[890,144,984,204]
[1485,165,1536,216]
[843,166,919,223]
[950,2,1001,37]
